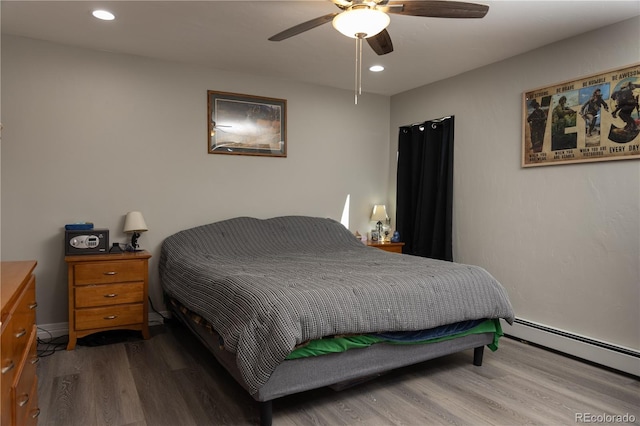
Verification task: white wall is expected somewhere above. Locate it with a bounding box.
[390,17,640,351]
[1,35,390,325]
[3,18,638,354]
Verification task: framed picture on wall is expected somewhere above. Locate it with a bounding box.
[207,91,287,157]
[522,63,640,167]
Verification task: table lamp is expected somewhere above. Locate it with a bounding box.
[370,204,388,241]
[123,211,147,251]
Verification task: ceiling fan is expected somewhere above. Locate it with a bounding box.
[269,0,489,102]
[269,0,489,55]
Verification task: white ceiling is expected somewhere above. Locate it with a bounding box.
[2,1,639,96]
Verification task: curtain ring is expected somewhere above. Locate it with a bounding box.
[431,123,437,129]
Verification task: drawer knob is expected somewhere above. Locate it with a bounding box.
[15,328,27,339]
[104,293,118,298]
[1,360,15,375]
[103,271,118,276]
[30,357,40,366]
[31,408,41,419]
[104,315,118,320]
[17,393,29,407]
[29,302,38,310]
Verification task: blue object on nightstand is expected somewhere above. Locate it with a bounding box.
[65,222,94,230]
[391,231,400,242]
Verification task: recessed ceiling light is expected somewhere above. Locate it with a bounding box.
[369,65,384,72]
[92,10,115,21]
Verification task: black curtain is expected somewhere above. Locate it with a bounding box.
[396,116,454,261]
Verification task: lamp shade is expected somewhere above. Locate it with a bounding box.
[123,211,148,233]
[370,205,388,222]
[332,8,390,39]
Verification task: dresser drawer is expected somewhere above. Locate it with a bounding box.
[12,326,38,426]
[1,319,17,380]
[20,277,38,327]
[75,282,144,308]
[75,304,144,330]
[1,325,16,426]
[16,276,37,336]
[15,378,39,426]
[2,277,36,376]
[1,261,37,426]
[74,261,145,285]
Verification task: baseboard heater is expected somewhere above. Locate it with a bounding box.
[503,318,639,378]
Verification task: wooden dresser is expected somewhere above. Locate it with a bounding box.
[366,240,405,253]
[65,251,151,350]
[1,260,39,426]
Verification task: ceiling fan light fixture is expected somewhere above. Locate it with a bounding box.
[332,8,390,39]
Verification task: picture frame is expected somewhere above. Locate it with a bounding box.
[522,64,639,167]
[207,91,286,157]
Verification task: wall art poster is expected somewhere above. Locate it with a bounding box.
[208,91,286,157]
[522,64,639,167]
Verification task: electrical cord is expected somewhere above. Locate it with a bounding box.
[149,296,169,321]
[36,327,68,357]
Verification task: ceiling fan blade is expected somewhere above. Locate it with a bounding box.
[382,1,489,19]
[269,13,339,41]
[367,29,394,55]
[328,0,352,8]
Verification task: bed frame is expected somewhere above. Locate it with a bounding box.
[171,304,492,426]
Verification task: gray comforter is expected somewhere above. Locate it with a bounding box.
[159,216,514,395]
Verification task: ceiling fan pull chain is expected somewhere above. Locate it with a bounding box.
[355,36,359,104]
[355,33,364,104]
[358,35,363,96]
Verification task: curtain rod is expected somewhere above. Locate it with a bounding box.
[401,116,452,128]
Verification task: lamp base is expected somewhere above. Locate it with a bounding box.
[126,232,144,252]
[126,245,145,253]
[376,221,384,242]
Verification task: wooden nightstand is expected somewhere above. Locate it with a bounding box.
[65,250,151,350]
[366,241,405,253]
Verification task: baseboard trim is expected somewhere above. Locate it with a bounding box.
[502,318,639,377]
[37,321,69,340]
[37,311,171,340]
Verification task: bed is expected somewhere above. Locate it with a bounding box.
[159,216,515,425]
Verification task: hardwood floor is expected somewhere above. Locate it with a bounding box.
[37,322,639,425]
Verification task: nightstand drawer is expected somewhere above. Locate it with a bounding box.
[75,282,144,308]
[74,261,145,285]
[366,241,405,253]
[75,304,144,330]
